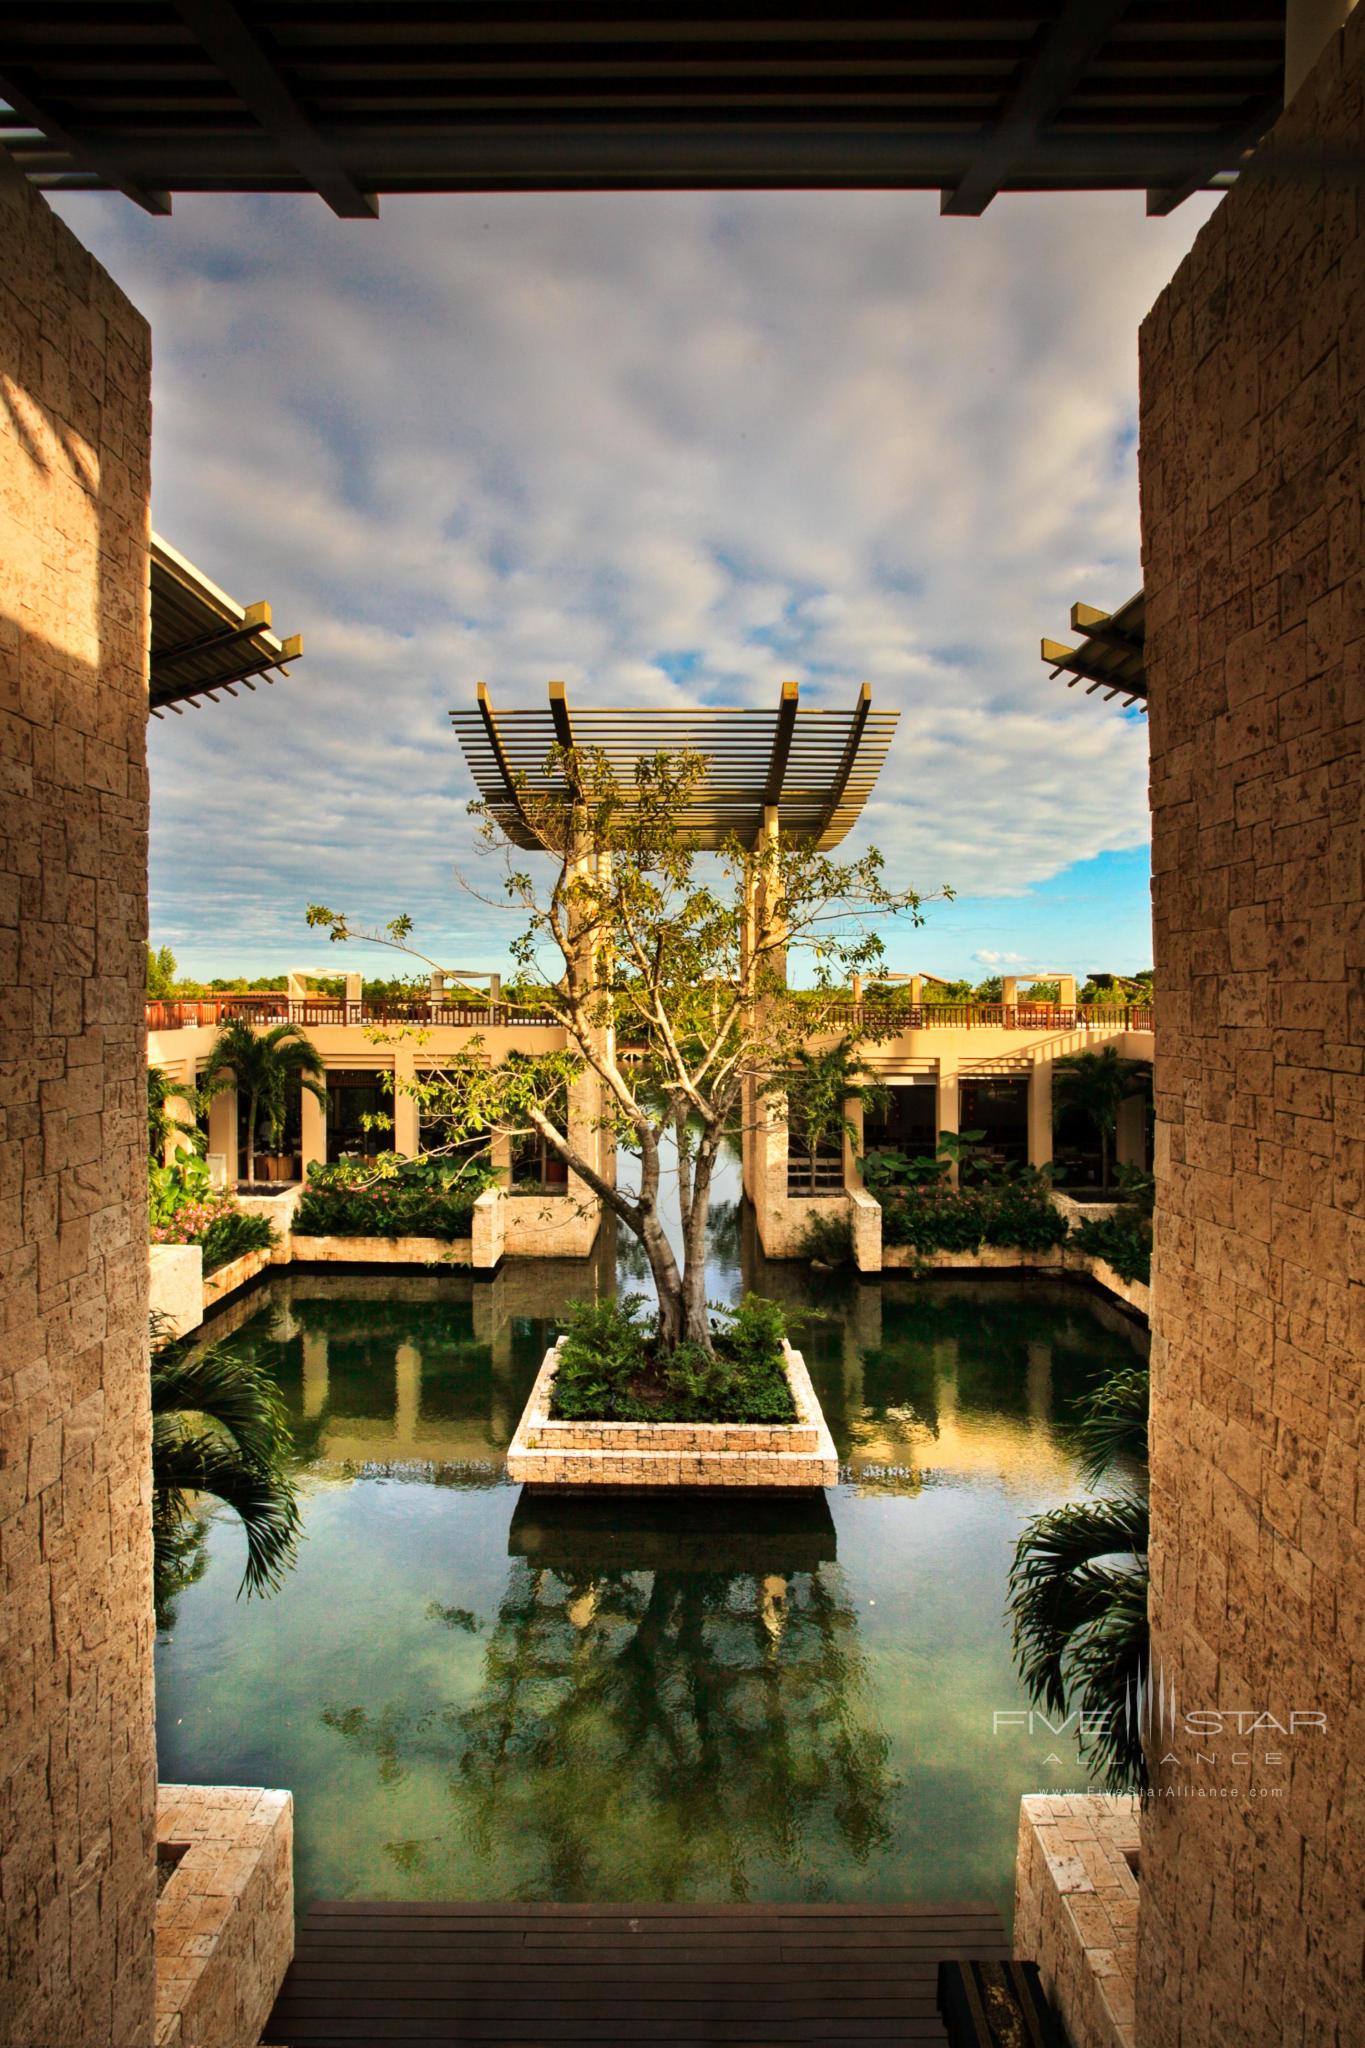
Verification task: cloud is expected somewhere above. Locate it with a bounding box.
[973,950,1029,967]
[54,185,1216,975]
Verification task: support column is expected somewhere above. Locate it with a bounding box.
[208,1085,239,1187]
[1028,1059,1054,1173]
[392,1045,419,1158]
[300,1082,327,1176]
[935,1060,959,1187]
[1116,1094,1146,1173]
[842,1095,865,1190]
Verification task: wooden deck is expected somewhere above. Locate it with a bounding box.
[264,1900,1009,2045]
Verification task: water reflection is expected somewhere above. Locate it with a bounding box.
[320,1488,894,1900]
[154,1160,1147,1920]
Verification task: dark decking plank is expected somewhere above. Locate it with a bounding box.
[264,1899,1008,2046]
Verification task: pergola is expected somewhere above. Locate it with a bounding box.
[1,4,1286,219]
[450,679,898,850]
[1041,589,1146,707]
[149,531,303,716]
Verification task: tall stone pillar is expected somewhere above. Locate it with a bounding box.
[935,1060,959,1187]
[0,166,158,2045]
[392,1045,419,1157]
[208,1083,239,1186]
[1027,1059,1054,1172]
[300,1081,327,1175]
[1115,1093,1146,1172]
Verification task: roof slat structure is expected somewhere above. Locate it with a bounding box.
[451,681,898,850]
[149,531,303,716]
[1041,588,1146,707]
[1,5,1289,215]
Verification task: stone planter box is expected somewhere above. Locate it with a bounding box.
[156,1784,293,2048]
[507,1337,837,1488]
[202,1243,274,1309]
[289,1233,472,1266]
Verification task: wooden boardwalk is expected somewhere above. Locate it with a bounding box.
[264,1899,1009,2044]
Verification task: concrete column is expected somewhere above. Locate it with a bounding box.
[1116,1093,1147,1172]
[208,1085,239,1186]
[1028,1059,1054,1172]
[300,1082,327,1176]
[842,1095,865,1189]
[936,1060,959,1187]
[392,1045,419,1157]
[1055,974,1077,1010]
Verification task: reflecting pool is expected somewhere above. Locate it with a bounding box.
[154,1204,1147,1925]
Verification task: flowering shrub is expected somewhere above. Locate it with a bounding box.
[294,1152,499,1241]
[148,1156,276,1272]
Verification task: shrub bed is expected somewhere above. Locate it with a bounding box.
[149,1158,277,1274]
[294,1153,497,1241]
[551,1293,796,1424]
[880,1183,1070,1254]
[1071,1208,1152,1286]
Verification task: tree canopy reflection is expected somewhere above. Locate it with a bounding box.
[321,1503,897,1901]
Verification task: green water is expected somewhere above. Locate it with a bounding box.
[154,1234,1145,1925]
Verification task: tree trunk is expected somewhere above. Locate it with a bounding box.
[636,1123,686,1349]
[679,1140,717,1350]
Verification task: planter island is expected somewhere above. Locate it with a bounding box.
[508,1337,838,1489]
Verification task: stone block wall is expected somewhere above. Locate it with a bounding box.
[1137,13,1363,2045]
[0,163,156,2042]
[1014,1795,1139,2048]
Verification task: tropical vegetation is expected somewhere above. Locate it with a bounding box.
[199,1016,327,1185]
[149,1312,301,1629]
[308,743,938,1353]
[148,1154,276,1273]
[551,1291,795,1423]
[294,1152,500,1240]
[780,1038,887,1196]
[147,1064,199,1160]
[1053,1047,1151,1192]
[1009,1354,1150,1795]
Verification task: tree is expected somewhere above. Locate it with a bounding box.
[1008,1361,1149,1794]
[1052,1046,1151,1191]
[780,1038,888,1196]
[150,1316,302,1629]
[147,1065,201,1163]
[309,746,939,1351]
[199,1017,327,1185]
[147,943,178,997]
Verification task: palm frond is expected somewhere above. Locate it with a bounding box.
[1070,1365,1149,1487]
[152,1419,301,1597]
[152,1338,296,1475]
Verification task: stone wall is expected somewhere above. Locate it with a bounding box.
[1014,1795,1139,2048]
[0,163,157,2043]
[155,1785,293,2048]
[1137,13,1364,2044]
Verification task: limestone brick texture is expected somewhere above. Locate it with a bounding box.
[507,1339,839,1486]
[0,162,157,2043]
[1137,13,1364,2046]
[1014,1795,1139,2048]
[155,1785,293,2048]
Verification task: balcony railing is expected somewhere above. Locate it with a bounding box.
[146,993,1154,1036]
[145,993,557,1032]
[816,1003,1154,1034]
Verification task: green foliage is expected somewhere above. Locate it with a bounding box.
[1114,1163,1155,1218]
[795,1209,856,1268]
[1073,1208,1152,1286]
[198,1017,327,1181]
[1009,1356,1151,1796]
[147,1064,201,1162]
[880,1181,1069,1253]
[148,1156,276,1271]
[295,1152,499,1240]
[150,1316,301,1628]
[197,1209,275,1275]
[551,1292,796,1424]
[146,943,179,997]
[779,1037,888,1195]
[1053,1048,1152,1191]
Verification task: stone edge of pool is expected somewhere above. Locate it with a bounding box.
[507,1338,840,1487]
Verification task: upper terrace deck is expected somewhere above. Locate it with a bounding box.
[146,992,1153,1037]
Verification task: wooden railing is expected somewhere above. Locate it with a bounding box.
[817,1003,1154,1034]
[145,993,557,1032]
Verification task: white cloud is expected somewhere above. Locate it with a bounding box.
[54,184,1215,974]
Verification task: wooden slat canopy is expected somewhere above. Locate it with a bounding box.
[450,679,898,850]
[0,5,1287,218]
[1041,588,1146,707]
[149,531,303,716]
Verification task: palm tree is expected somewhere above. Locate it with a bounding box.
[781,1039,889,1196]
[147,1064,201,1163]
[199,1017,327,1185]
[150,1314,301,1628]
[1008,1361,1150,1794]
[1052,1047,1150,1191]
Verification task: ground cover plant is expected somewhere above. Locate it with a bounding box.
[294,1152,499,1239]
[148,1155,276,1273]
[550,1292,796,1423]
[879,1181,1070,1253]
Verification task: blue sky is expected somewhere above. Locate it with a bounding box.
[55,187,1213,984]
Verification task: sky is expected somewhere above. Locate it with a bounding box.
[55,184,1218,986]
